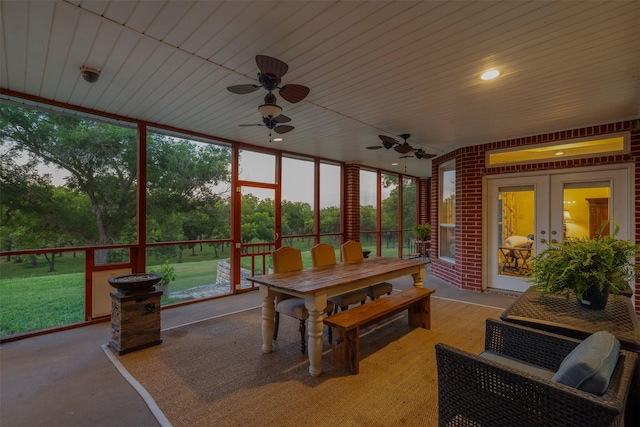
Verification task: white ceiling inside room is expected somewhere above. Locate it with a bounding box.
[1,0,638,177]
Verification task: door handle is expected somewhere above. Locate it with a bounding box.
[274,232,279,241]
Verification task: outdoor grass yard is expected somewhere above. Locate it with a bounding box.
[0,274,85,337]
[0,249,230,337]
[0,238,408,337]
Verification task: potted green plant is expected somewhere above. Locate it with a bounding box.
[414,223,432,241]
[154,260,176,297]
[530,221,638,309]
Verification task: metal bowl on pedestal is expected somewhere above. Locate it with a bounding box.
[108,273,163,294]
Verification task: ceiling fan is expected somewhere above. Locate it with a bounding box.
[367,134,436,159]
[227,55,310,118]
[239,114,294,142]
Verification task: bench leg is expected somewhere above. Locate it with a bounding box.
[330,326,360,374]
[407,296,431,329]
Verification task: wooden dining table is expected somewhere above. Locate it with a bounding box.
[247,257,430,376]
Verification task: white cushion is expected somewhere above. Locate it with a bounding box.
[504,235,532,248]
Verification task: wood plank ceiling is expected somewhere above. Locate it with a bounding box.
[1,0,638,177]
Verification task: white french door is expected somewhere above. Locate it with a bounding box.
[485,165,632,293]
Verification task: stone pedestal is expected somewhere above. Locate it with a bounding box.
[109,289,162,355]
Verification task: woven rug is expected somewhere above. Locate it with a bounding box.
[106,297,502,427]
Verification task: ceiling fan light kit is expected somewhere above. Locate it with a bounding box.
[258,103,282,117]
[257,91,283,117]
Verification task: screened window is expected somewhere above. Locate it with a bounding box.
[319,162,341,235]
[238,150,275,183]
[146,132,232,243]
[282,156,314,240]
[0,104,137,252]
[439,161,456,261]
[380,173,399,253]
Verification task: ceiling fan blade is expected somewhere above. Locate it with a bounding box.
[274,125,294,134]
[256,55,288,78]
[414,149,437,159]
[272,114,291,124]
[394,142,413,154]
[378,135,397,144]
[279,84,310,103]
[227,84,260,94]
[366,145,384,150]
[239,124,264,127]
[378,135,397,149]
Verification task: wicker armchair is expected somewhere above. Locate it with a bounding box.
[435,319,637,427]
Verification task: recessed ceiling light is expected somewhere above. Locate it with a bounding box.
[391,162,399,166]
[555,151,564,156]
[273,138,283,142]
[480,69,500,80]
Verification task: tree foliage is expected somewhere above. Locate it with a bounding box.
[1,104,416,270]
[0,104,231,266]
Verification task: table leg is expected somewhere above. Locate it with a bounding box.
[260,285,276,353]
[305,294,327,377]
[411,265,425,288]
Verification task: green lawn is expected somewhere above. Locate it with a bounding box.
[0,239,404,337]
[0,274,85,336]
[0,246,232,337]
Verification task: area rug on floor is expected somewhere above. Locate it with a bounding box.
[105,297,503,427]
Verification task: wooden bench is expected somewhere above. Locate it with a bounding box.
[323,287,435,373]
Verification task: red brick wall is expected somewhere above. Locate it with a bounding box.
[417,178,430,224]
[431,120,640,311]
[343,163,361,242]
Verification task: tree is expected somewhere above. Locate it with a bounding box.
[1,105,137,252]
[282,200,313,245]
[0,104,232,263]
[240,194,275,243]
[320,206,340,234]
[360,205,377,232]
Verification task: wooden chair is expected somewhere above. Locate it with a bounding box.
[271,246,334,354]
[311,243,367,314]
[402,239,421,259]
[341,240,393,300]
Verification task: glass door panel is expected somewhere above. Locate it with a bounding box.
[497,186,535,277]
[239,186,276,289]
[563,183,610,241]
[549,167,630,245]
[487,175,548,292]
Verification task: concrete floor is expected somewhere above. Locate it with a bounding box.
[0,273,516,427]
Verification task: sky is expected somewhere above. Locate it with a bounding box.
[10,137,394,210]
